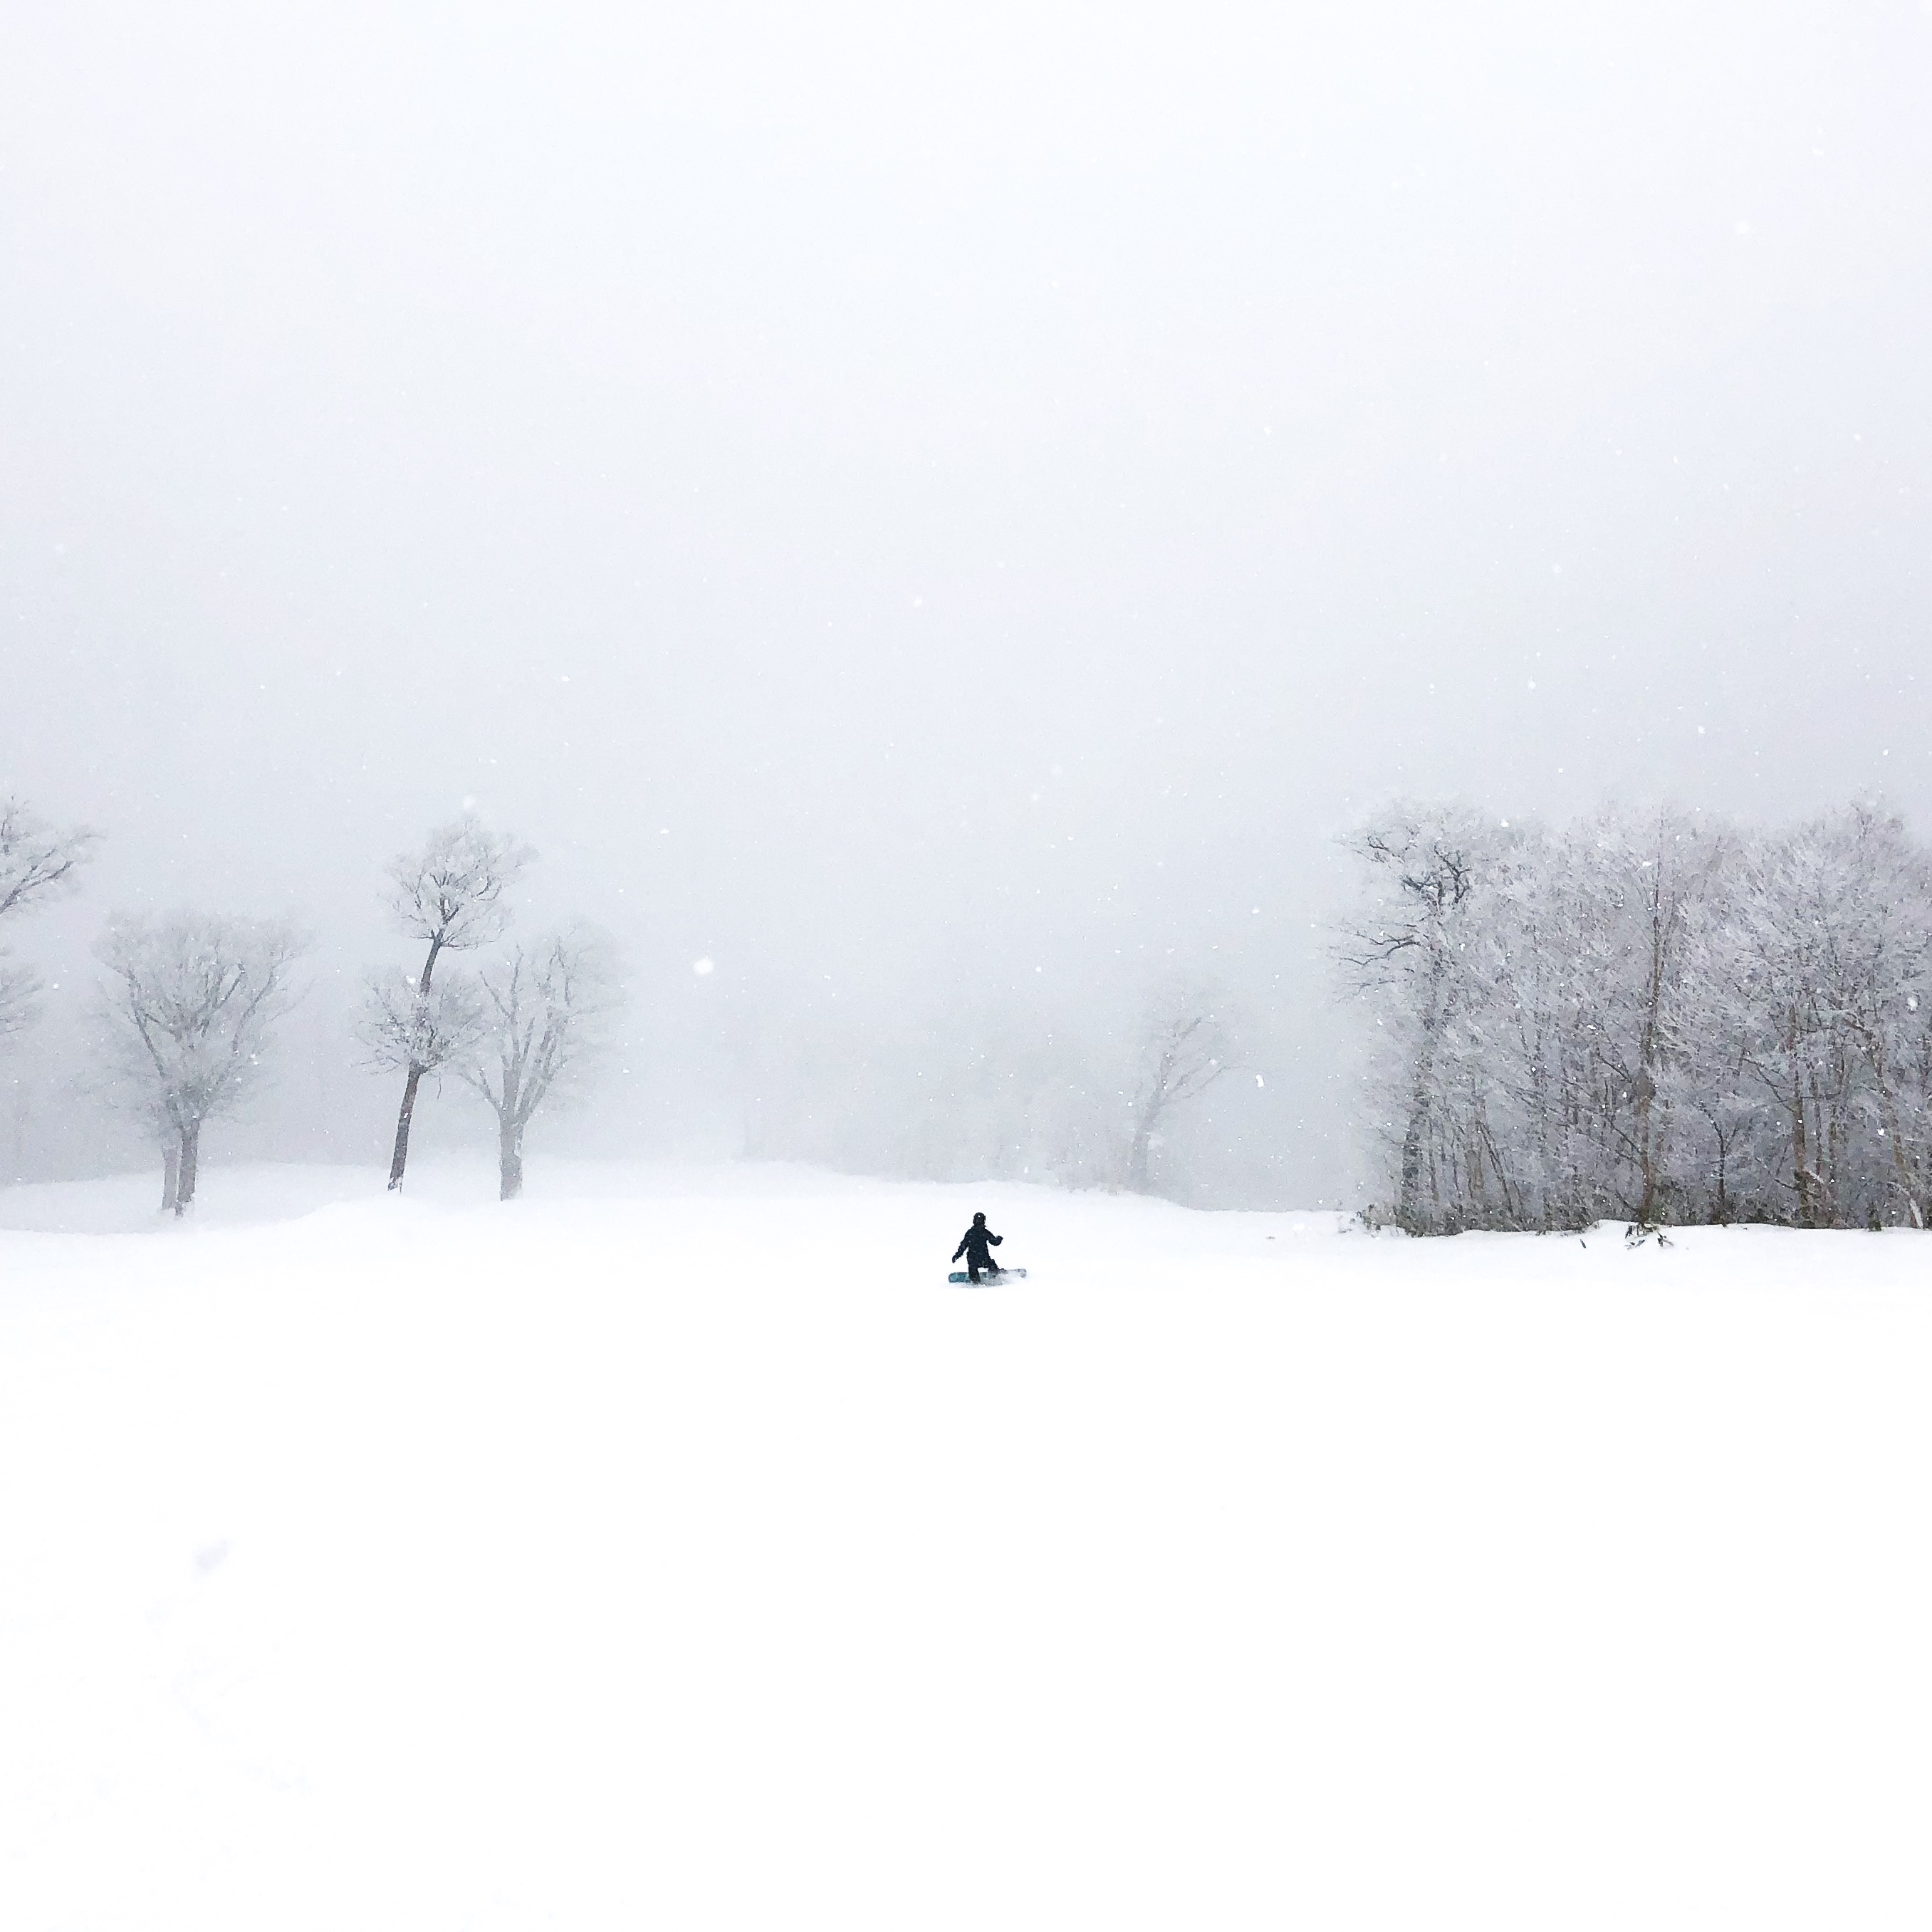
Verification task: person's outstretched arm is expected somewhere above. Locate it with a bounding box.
[989,1231,1003,1247]
[952,1236,967,1261]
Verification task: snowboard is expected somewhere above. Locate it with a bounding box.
[948,1268,1027,1285]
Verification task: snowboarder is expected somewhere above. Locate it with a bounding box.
[951,1212,1006,1283]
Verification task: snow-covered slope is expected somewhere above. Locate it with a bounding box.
[3,1160,1928,1930]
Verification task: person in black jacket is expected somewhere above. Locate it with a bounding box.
[952,1211,1005,1283]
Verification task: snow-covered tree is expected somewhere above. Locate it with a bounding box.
[1335,805,1510,1228]
[360,972,486,1089]
[1118,978,1234,1194]
[1504,808,1724,1228]
[0,797,100,1037]
[1338,798,1932,1232]
[456,924,621,1200]
[95,912,306,1214]
[379,815,533,1190]
[1718,805,1932,1228]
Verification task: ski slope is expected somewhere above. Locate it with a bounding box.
[3,1159,1928,1930]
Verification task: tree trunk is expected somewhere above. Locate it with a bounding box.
[387,938,444,1191]
[388,1062,424,1190]
[1825,1092,1847,1228]
[1124,1117,1154,1194]
[1869,1064,1921,1228]
[1790,1085,1813,1227]
[1892,1101,1929,1228]
[161,1140,179,1214]
[1629,1067,1659,1224]
[175,1122,199,1217]
[1476,1107,1519,1226]
[1634,862,1673,1226]
[1400,1023,1439,1225]
[1400,969,1454,1228]
[498,1117,524,1201]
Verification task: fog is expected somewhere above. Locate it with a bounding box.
[4,1,1929,1204]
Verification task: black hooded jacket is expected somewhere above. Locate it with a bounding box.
[952,1221,1003,1266]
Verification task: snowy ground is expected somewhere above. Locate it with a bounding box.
[2,1159,1929,1931]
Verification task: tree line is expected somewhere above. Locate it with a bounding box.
[1,783,1246,1208]
[0,800,620,1213]
[1338,800,1932,1233]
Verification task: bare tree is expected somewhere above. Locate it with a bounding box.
[457,924,621,1200]
[0,797,101,1036]
[1335,805,1503,1227]
[1119,979,1234,1194]
[95,912,306,1214]
[380,815,533,1190]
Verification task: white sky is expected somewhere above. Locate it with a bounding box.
[4,1,1930,1191]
